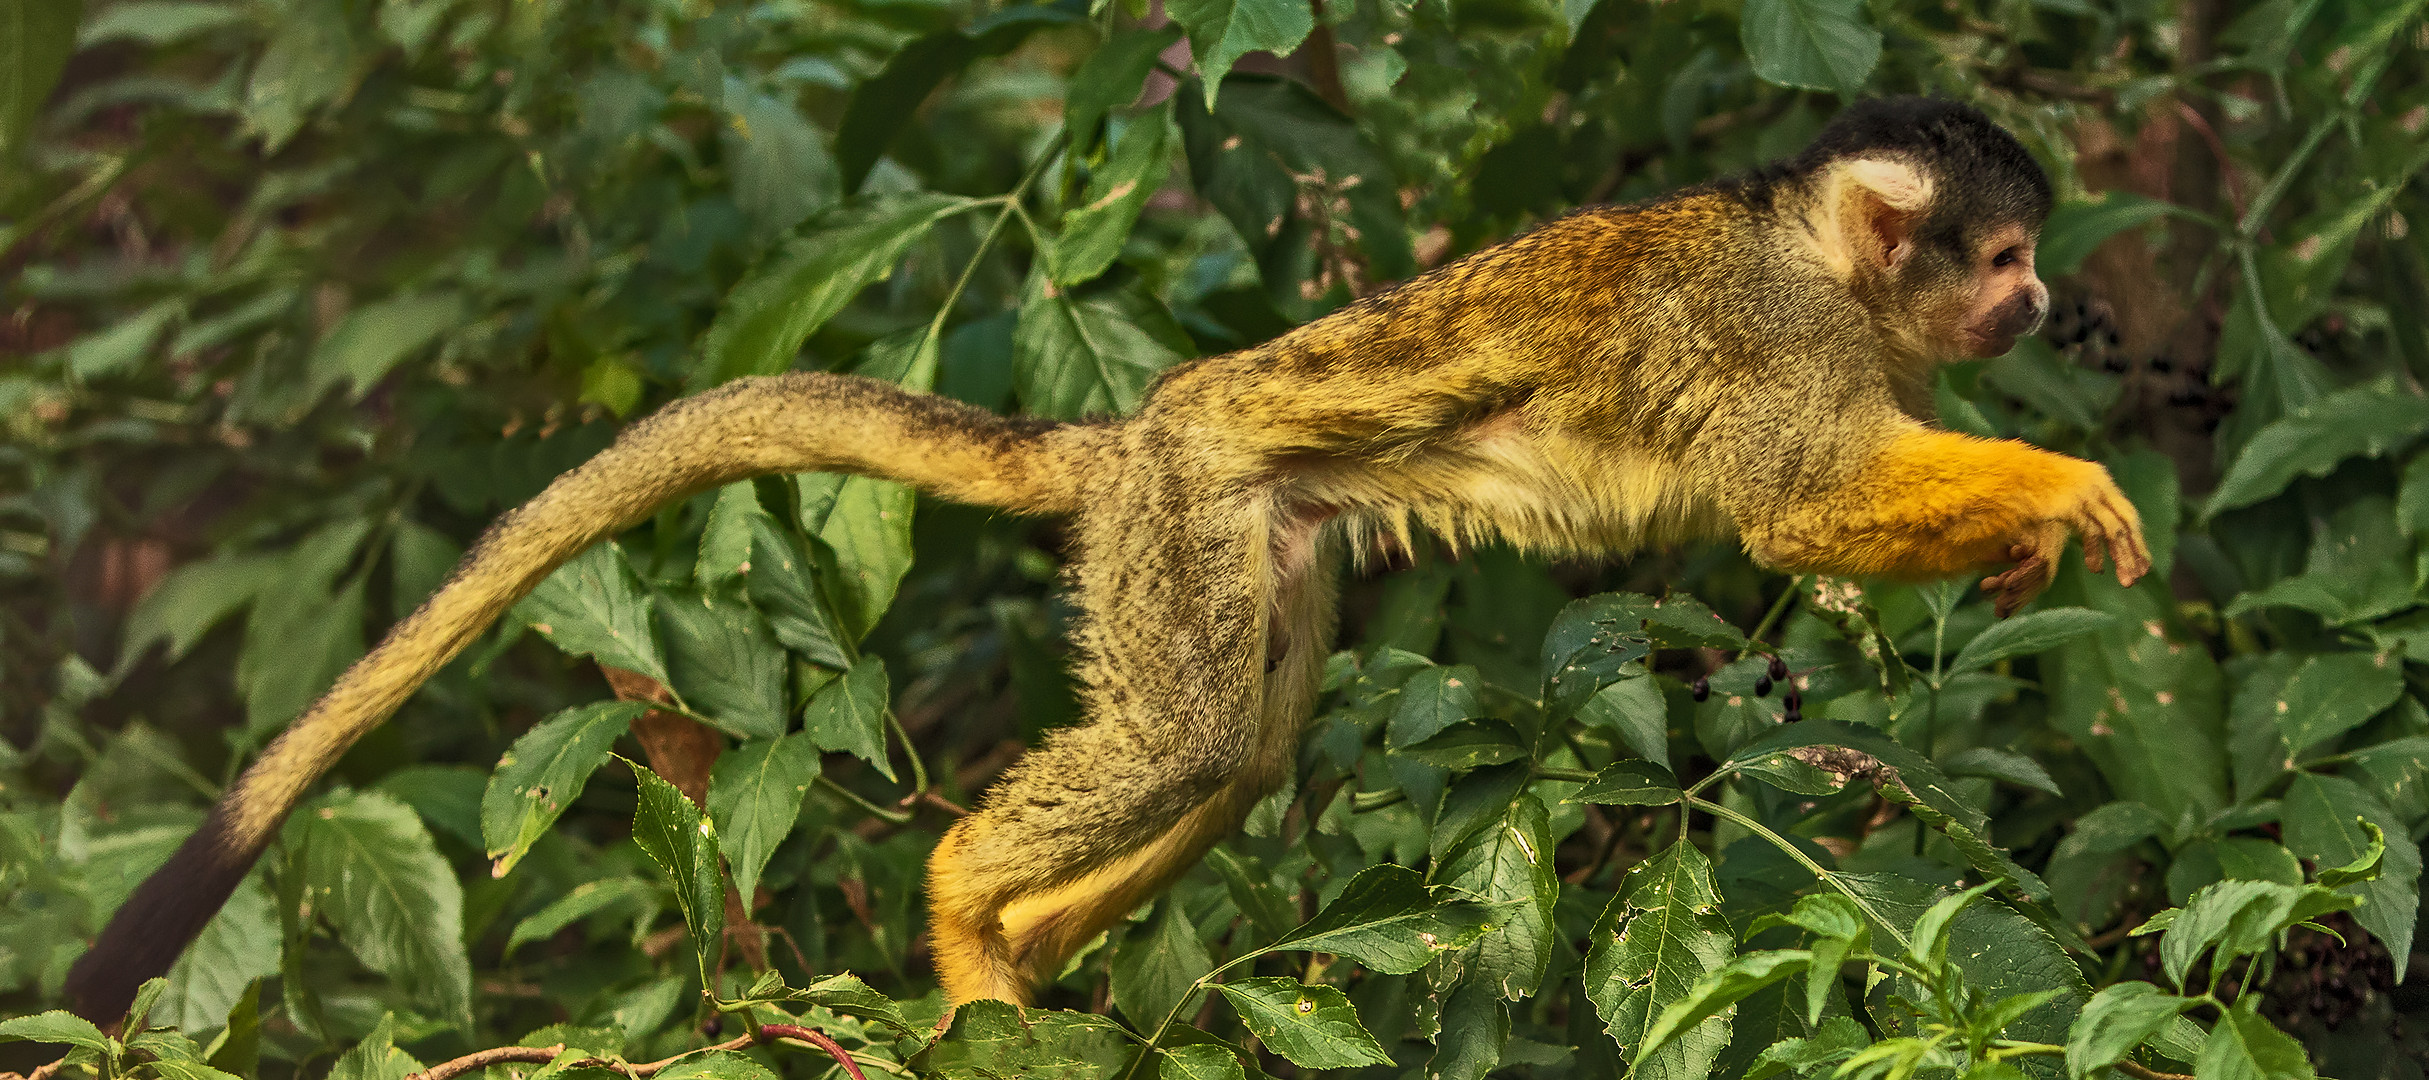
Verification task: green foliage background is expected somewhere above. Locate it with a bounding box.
[2,0,2427,1075]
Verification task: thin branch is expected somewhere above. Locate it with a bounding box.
[404,1023,866,1080]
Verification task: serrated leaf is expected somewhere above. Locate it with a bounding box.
[1212,978,1391,1068]
[1167,0,1314,104]
[1157,1043,1246,1080]
[1941,747,2062,795]
[1740,0,1880,94]
[2195,1000,2316,1080]
[1572,759,1683,806]
[658,586,788,739]
[1054,106,1174,287]
[708,733,820,905]
[802,655,894,780]
[482,701,647,875]
[2065,982,2199,1077]
[515,542,667,684]
[656,1051,778,1080]
[693,194,974,388]
[1948,607,2120,672]
[1066,26,1183,147]
[628,759,725,987]
[1434,795,1559,999]
[1394,717,1528,768]
[157,876,280,1033]
[1633,951,1807,1068]
[696,482,770,590]
[506,877,662,954]
[288,791,472,1025]
[2208,377,2429,516]
[805,472,917,642]
[1585,842,1734,1077]
[2272,650,2404,751]
[2282,774,2418,966]
[923,999,1139,1077]
[1268,863,1493,974]
[1111,898,1213,1029]
[323,1013,420,1080]
[1835,873,2088,1049]
[744,515,851,669]
[1013,271,1194,418]
[0,1011,111,1054]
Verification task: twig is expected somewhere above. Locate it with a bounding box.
[0,1053,67,1080]
[405,1023,865,1080]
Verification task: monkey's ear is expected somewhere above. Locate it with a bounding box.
[1832,158,1934,272]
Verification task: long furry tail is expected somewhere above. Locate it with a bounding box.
[64,373,1098,1023]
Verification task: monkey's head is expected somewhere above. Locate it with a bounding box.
[1791,97,2055,361]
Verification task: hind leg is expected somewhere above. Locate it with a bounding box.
[925,473,1323,1004]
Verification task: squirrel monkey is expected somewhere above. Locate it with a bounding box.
[66,97,2147,1021]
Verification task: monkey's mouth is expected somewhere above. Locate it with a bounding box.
[1963,329,2021,357]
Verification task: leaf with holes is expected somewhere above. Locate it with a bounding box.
[481,701,647,876]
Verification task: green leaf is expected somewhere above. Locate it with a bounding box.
[2313,819,2387,890]
[1585,841,1735,1077]
[1947,607,2120,673]
[67,299,181,380]
[242,0,353,151]
[1836,872,2089,1048]
[1739,0,1880,94]
[236,521,372,737]
[1572,759,1684,806]
[119,553,278,669]
[1394,718,1529,768]
[2282,774,2419,964]
[2044,581,2228,822]
[724,86,839,237]
[1578,673,1672,768]
[656,1051,779,1080]
[1211,978,1392,1068]
[1387,663,1480,748]
[803,472,918,642]
[2065,982,2200,1078]
[2158,879,2355,991]
[1267,863,1491,974]
[833,7,1079,193]
[628,758,725,987]
[1054,106,1175,288]
[707,733,821,906]
[658,586,788,739]
[323,1013,422,1080]
[0,0,79,157]
[1012,271,1195,419]
[744,515,851,669]
[1066,26,1184,147]
[310,293,463,400]
[922,999,1140,1078]
[2225,498,2416,625]
[2207,377,2429,516]
[1940,747,2062,795]
[1167,0,1315,104]
[288,790,473,1025]
[1156,1043,1246,1080]
[697,482,770,590]
[1539,595,1658,720]
[482,701,647,875]
[78,2,244,47]
[158,876,281,1033]
[515,541,667,684]
[0,1012,112,1054]
[1434,795,1559,999]
[1908,879,1999,971]
[693,194,974,388]
[1111,898,1213,1029]
[802,655,894,780]
[505,877,662,955]
[2038,193,2182,277]
[790,972,923,1037]
[2272,650,2404,751]
[1632,951,1807,1068]
[1174,77,1413,308]
[2194,1000,2316,1080]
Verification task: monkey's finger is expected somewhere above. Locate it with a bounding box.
[2080,528,2109,574]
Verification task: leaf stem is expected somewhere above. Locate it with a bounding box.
[1685,796,1909,949]
[919,133,1065,367]
[818,775,914,824]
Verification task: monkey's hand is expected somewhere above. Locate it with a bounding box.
[1979,463,2150,617]
[1747,430,2151,617]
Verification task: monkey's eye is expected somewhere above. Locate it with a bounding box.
[1991,247,2020,268]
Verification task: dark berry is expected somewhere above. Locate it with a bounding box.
[1784,705,1802,723]
[1767,654,1788,681]
[1754,673,1773,697]
[1691,675,1710,702]
[702,1016,724,1036]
